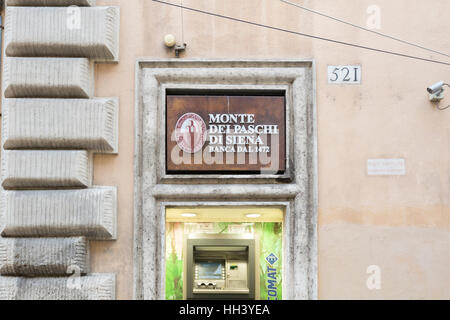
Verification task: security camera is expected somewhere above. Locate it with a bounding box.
[427,81,450,109]
[427,81,444,94]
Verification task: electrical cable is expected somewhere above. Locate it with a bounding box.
[437,84,450,110]
[180,0,185,43]
[279,0,450,59]
[152,0,450,66]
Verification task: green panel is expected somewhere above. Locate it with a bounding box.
[165,222,184,300]
[258,222,283,300]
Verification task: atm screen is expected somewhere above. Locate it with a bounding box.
[197,262,223,280]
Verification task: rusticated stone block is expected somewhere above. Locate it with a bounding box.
[1,150,92,190]
[0,276,17,300]
[0,187,116,239]
[6,0,95,6]
[3,57,93,98]
[0,237,89,276]
[2,98,119,153]
[0,274,115,300]
[5,6,119,61]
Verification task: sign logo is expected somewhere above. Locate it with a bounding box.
[265,253,279,266]
[175,113,207,153]
[266,253,279,300]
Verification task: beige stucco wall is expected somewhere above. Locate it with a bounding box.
[90,0,449,299]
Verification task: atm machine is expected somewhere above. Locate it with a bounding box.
[185,234,256,300]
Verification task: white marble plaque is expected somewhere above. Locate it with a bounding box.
[367,159,406,176]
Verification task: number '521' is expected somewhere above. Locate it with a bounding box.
[328,66,361,84]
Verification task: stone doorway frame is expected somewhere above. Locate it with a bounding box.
[133,59,317,300]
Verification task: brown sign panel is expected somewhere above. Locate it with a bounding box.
[166,94,286,174]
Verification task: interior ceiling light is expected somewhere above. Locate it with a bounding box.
[181,213,197,217]
[245,213,261,218]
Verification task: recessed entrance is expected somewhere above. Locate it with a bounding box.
[134,60,317,300]
[165,206,283,300]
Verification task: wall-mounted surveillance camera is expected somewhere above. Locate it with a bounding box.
[427,81,450,110]
[427,81,444,95]
[164,34,187,58]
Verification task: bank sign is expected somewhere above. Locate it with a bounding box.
[166,94,286,174]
